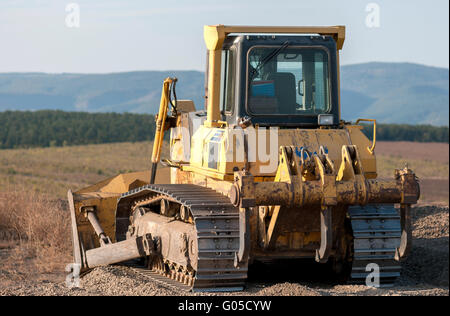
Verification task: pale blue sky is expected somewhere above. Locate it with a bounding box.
[0,0,448,73]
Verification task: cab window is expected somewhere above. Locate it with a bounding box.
[220,49,236,114]
[247,47,330,115]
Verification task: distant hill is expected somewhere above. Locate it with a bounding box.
[340,63,449,126]
[0,62,448,125]
[0,71,205,114]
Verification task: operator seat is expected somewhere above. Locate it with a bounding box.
[269,72,297,114]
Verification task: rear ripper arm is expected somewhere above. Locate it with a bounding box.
[229,145,420,263]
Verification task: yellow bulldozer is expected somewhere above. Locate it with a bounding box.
[68,25,420,292]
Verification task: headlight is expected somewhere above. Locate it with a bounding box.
[318,114,334,126]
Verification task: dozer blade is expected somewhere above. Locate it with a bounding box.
[68,189,83,268]
[67,170,152,270]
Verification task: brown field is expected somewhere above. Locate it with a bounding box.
[0,140,447,202]
[0,141,169,199]
[376,141,449,163]
[376,141,449,204]
[0,140,448,296]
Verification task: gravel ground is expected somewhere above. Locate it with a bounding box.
[1,205,448,296]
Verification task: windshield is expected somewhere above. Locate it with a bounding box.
[247,46,331,115]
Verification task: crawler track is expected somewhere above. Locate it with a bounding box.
[349,205,402,287]
[118,184,247,292]
[118,187,404,290]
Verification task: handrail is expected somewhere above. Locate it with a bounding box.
[356,118,377,154]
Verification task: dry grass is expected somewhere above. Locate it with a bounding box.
[0,141,169,199]
[0,189,71,276]
[375,143,449,203]
[376,141,449,163]
[376,141,449,180]
[0,142,169,277]
[0,141,447,200]
[376,155,449,179]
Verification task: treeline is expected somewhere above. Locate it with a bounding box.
[0,110,156,149]
[0,111,448,149]
[361,123,449,143]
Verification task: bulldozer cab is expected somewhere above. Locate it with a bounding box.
[218,35,340,127]
[202,25,345,129]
